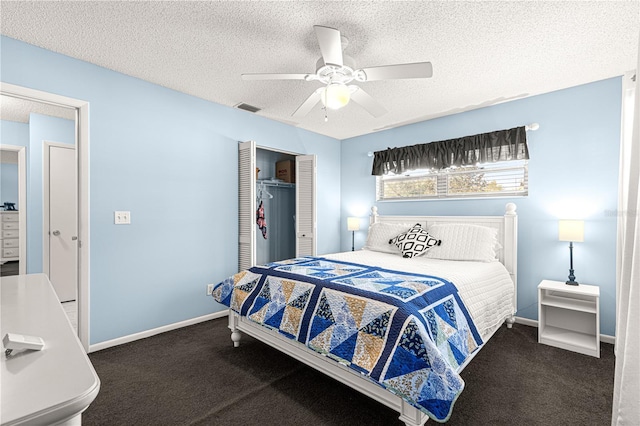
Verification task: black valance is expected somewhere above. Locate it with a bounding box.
[371,126,529,176]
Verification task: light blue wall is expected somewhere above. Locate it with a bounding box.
[0,120,29,210]
[0,120,29,147]
[1,36,341,344]
[0,163,18,207]
[27,113,75,273]
[1,34,621,341]
[341,78,621,336]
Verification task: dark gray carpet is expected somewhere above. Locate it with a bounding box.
[84,319,614,425]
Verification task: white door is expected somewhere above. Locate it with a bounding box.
[238,143,316,269]
[238,141,256,271]
[295,155,316,256]
[48,145,77,302]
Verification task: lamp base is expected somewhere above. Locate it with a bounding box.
[566,264,579,286]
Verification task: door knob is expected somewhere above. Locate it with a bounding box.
[71,236,78,241]
[52,230,60,236]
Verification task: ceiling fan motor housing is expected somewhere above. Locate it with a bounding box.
[314,55,363,85]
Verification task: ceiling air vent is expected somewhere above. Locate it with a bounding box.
[234,102,261,113]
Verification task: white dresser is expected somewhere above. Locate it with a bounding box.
[0,211,20,263]
[1,274,100,425]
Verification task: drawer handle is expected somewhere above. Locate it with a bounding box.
[52,230,60,236]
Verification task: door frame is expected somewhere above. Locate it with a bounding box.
[0,144,27,275]
[42,141,76,281]
[1,82,91,352]
[239,141,315,270]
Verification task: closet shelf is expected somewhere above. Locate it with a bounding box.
[257,179,295,188]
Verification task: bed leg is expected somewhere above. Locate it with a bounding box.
[228,310,242,347]
[505,315,515,329]
[398,400,428,426]
[231,330,242,347]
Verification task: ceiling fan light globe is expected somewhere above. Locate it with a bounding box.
[322,83,351,110]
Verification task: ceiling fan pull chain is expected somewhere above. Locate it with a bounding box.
[324,107,328,122]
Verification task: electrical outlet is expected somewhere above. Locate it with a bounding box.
[114,211,131,225]
[207,284,214,296]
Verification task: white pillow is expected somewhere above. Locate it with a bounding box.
[363,222,414,254]
[425,223,499,262]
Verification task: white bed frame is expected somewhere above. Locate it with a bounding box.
[227,203,518,426]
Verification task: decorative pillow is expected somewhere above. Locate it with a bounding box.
[425,223,499,262]
[363,222,414,254]
[389,223,442,258]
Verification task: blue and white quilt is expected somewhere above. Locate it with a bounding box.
[212,257,483,423]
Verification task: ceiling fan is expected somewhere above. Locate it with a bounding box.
[241,25,433,119]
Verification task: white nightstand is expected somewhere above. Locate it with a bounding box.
[538,279,600,358]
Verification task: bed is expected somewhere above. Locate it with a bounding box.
[212,203,518,425]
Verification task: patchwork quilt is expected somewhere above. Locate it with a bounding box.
[212,257,483,423]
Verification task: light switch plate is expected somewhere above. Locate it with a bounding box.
[114,211,131,224]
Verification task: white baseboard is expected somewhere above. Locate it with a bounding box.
[88,311,615,353]
[600,334,616,345]
[514,316,538,327]
[88,310,229,353]
[514,316,616,345]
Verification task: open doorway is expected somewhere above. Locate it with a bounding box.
[0,83,90,352]
[238,141,316,271]
[0,144,26,276]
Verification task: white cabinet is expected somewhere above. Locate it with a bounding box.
[538,279,600,358]
[0,211,19,263]
[1,274,100,424]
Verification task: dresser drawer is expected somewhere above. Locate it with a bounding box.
[2,230,18,238]
[2,248,19,258]
[2,239,19,248]
[2,222,18,230]
[1,214,19,222]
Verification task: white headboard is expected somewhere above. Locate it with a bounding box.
[371,203,518,310]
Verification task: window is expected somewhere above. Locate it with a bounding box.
[376,160,528,201]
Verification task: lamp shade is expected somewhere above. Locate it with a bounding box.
[321,83,351,110]
[558,220,584,242]
[347,217,360,231]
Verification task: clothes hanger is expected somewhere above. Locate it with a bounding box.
[256,182,274,204]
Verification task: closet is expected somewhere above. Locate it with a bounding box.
[238,141,316,271]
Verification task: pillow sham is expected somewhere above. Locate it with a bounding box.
[425,223,499,262]
[389,223,442,258]
[363,222,414,254]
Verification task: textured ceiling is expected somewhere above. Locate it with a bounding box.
[1,1,638,140]
[0,95,76,123]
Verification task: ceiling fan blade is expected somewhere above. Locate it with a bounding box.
[314,25,343,67]
[242,73,309,81]
[358,62,433,81]
[349,87,388,118]
[292,89,322,117]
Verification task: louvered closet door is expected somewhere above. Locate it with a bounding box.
[295,155,316,256]
[238,141,256,271]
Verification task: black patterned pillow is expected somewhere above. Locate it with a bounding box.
[389,223,442,258]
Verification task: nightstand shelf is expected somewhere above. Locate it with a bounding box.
[540,293,597,314]
[539,326,599,353]
[538,280,600,358]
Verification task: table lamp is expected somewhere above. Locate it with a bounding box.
[347,217,360,251]
[558,220,584,285]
